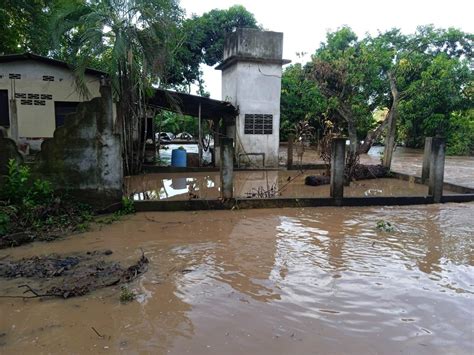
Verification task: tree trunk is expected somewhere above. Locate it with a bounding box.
[382,72,400,168]
[336,103,358,153]
[347,120,358,154]
[358,112,390,154]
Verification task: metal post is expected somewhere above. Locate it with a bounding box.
[421,137,432,184]
[198,103,202,167]
[330,138,346,205]
[287,133,294,169]
[220,137,234,199]
[428,137,445,203]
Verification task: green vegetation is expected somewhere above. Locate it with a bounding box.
[1,1,471,160]
[119,286,136,303]
[0,160,136,246]
[281,26,473,157]
[0,160,92,243]
[376,220,396,232]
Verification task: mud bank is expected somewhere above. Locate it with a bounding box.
[0,203,473,354]
[0,250,148,298]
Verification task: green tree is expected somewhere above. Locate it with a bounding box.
[164,5,260,92]
[307,27,387,153]
[51,0,182,175]
[298,26,473,162]
[280,63,326,141]
[0,0,74,55]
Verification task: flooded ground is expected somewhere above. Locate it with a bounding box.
[125,171,455,201]
[1,203,473,354]
[280,145,474,189]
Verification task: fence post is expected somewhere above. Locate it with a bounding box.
[220,138,234,199]
[287,134,294,169]
[428,137,445,203]
[330,138,346,205]
[421,137,433,184]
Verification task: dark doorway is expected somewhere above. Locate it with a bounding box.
[54,101,79,128]
[0,90,9,127]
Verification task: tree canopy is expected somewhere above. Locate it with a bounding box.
[281,25,473,156]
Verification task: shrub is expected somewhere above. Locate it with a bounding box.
[1,160,53,206]
[446,111,474,156]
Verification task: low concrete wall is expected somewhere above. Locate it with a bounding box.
[34,85,122,209]
[134,194,474,212]
[390,171,474,194]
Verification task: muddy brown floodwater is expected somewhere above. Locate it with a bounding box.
[125,171,457,201]
[1,203,473,354]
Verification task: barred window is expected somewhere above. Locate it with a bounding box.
[9,73,21,79]
[42,75,55,81]
[244,114,273,135]
[28,93,39,99]
[15,93,26,99]
[34,100,46,106]
[21,100,32,105]
[41,94,53,100]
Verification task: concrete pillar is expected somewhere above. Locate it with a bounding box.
[428,137,446,203]
[287,134,294,169]
[99,84,113,133]
[421,137,432,184]
[330,138,346,204]
[220,137,234,199]
[9,99,19,142]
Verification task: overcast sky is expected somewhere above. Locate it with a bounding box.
[180,0,473,100]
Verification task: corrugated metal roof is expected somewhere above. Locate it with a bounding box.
[149,88,237,120]
[0,52,107,76]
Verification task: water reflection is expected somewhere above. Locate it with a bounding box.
[126,171,442,201]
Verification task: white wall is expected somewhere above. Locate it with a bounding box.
[0,60,102,140]
[222,61,282,167]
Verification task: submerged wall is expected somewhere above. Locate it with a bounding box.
[35,85,122,209]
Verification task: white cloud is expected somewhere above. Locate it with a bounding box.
[180,0,474,100]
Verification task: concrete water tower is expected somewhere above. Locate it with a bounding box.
[216,28,290,168]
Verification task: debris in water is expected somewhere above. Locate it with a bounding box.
[119,287,135,303]
[0,250,148,299]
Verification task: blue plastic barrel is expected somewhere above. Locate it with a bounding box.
[171,148,187,167]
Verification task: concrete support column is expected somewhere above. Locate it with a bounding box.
[220,138,234,199]
[421,137,433,184]
[287,134,294,169]
[99,84,113,133]
[9,99,19,142]
[330,138,346,205]
[428,137,446,203]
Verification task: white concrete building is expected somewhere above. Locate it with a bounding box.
[216,29,290,168]
[0,53,105,150]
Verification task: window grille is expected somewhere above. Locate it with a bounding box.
[42,75,54,81]
[34,100,46,106]
[244,114,273,135]
[21,100,32,105]
[9,74,21,79]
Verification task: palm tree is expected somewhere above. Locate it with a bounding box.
[51,0,182,175]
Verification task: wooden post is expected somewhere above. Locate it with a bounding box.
[421,137,432,184]
[287,133,294,169]
[330,138,346,205]
[220,137,234,199]
[428,137,446,203]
